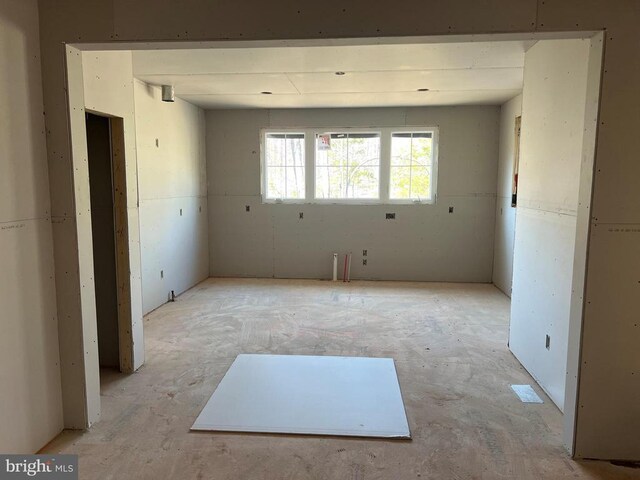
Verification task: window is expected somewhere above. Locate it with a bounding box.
[390,132,434,202]
[261,127,438,204]
[315,132,381,200]
[263,132,305,200]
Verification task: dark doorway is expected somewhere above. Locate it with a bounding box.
[86,113,120,369]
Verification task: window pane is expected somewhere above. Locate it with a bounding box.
[412,136,432,167]
[264,133,305,199]
[315,166,346,199]
[390,166,411,199]
[410,165,430,199]
[390,132,434,200]
[315,133,380,199]
[266,135,284,166]
[285,136,304,168]
[349,135,380,168]
[316,143,329,167]
[350,166,379,198]
[285,166,305,199]
[327,135,348,168]
[391,135,411,166]
[266,166,285,199]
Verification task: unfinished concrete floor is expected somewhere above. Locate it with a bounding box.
[44,279,640,479]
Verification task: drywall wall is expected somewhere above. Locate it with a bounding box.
[492,95,521,296]
[206,106,499,280]
[56,49,146,428]
[563,33,604,454]
[37,0,640,461]
[509,39,590,411]
[133,80,209,314]
[0,0,63,453]
[81,51,146,367]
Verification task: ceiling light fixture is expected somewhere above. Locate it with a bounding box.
[417,88,429,92]
[335,71,346,76]
[261,91,273,95]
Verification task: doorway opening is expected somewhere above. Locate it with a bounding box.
[86,112,131,378]
[65,32,603,458]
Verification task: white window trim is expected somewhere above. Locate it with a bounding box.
[387,128,439,205]
[260,126,439,205]
[260,129,308,204]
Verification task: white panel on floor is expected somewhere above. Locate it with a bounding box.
[511,385,544,403]
[192,354,411,438]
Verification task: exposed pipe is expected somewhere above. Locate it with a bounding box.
[332,253,338,282]
[343,255,348,283]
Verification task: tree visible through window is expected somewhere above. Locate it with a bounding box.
[390,132,433,201]
[315,133,380,200]
[261,127,438,204]
[264,133,305,200]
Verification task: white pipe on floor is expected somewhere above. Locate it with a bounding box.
[332,253,338,281]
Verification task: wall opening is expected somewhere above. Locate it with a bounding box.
[86,112,131,375]
[64,32,604,457]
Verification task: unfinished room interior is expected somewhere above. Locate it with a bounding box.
[2,0,639,479]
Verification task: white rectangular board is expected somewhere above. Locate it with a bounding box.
[511,384,544,404]
[192,354,411,438]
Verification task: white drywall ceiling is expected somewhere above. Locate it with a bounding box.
[133,41,532,108]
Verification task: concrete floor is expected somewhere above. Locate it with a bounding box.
[44,279,640,479]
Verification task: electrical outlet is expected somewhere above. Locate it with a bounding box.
[545,335,551,350]
[299,212,304,219]
[362,259,367,266]
[362,249,367,256]
[449,206,454,213]
[245,205,250,212]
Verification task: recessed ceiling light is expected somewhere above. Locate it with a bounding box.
[261,91,273,95]
[335,71,346,76]
[417,88,429,92]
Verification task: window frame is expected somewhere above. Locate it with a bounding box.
[260,129,309,203]
[260,126,439,205]
[387,128,439,205]
[312,127,383,204]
